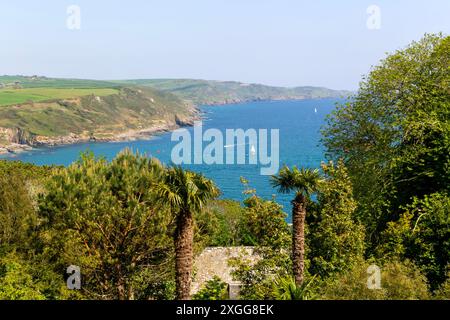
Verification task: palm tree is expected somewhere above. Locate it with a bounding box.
[271,166,321,286]
[155,166,219,300]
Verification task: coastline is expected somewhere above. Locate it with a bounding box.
[0,112,202,156]
[0,96,346,157]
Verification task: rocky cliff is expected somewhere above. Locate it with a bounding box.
[0,87,199,154]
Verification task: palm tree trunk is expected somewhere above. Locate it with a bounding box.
[175,210,194,300]
[292,194,306,286]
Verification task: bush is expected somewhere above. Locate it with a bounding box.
[320,259,430,300]
[192,276,228,300]
[377,192,450,289]
[0,252,77,300]
[433,267,450,300]
[272,276,318,300]
[196,200,245,247]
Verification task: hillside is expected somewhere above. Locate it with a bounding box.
[0,75,349,153]
[0,87,119,106]
[0,85,197,153]
[114,79,352,105]
[0,76,351,106]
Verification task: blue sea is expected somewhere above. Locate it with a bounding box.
[1,99,341,214]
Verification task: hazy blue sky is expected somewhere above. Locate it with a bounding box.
[1,0,449,90]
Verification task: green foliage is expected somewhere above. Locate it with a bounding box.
[377,192,450,289]
[0,253,46,300]
[130,269,176,300]
[272,275,318,300]
[155,166,220,216]
[197,200,245,247]
[322,34,450,243]
[38,150,174,299]
[0,251,78,300]
[321,259,430,300]
[0,160,54,180]
[433,268,450,299]
[271,166,321,197]
[0,166,37,249]
[229,249,292,300]
[192,276,228,300]
[307,160,366,278]
[241,194,290,248]
[0,163,45,275]
[0,161,73,300]
[197,180,290,249]
[229,187,292,300]
[321,33,450,292]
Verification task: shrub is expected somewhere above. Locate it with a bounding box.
[192,276,228,300]
[320,259,430,300]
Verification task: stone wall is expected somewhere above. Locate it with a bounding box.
[191,246,259,296]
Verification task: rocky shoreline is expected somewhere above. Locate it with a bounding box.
[0,96,340,156]
[0,113,201,156]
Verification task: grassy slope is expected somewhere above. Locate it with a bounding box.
[0,86,193,144]
[0,88,118,106]
[113,79,352,105]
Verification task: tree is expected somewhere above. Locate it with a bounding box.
[0,161,73,300]
[377,192,450,289]
[0,167,36,250]
[195,199,245,247]
[271,166,321,286]
[322,34,450,244]
[240,178,290,248]
[39,150,173,299]
[227,184,292,300]
[307,160,365,278]
[155,166,219,300]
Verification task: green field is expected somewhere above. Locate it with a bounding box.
[0,75,119,89]
[0,88,119,106]
[0,75,351,106]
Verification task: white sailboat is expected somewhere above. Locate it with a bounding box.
[314,107,318,113]
[250,144,256,156]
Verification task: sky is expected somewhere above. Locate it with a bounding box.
[0,0,449,90]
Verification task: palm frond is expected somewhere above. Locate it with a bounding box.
[271,166,322,196]
[157,166,219,214]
